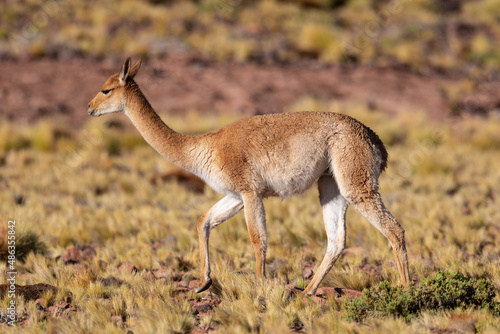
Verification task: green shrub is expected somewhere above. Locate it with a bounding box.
[344,271,500,322]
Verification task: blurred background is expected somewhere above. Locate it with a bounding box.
[0,0,500,127]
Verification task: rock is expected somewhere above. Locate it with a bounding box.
[118,262,138,274]
[47,306,58,314]
[97,276,123,287]
[154,268,170,279]
[303,268,314,279]
[98,260,108,270]
[58,301,70,310]
[193,302,212,314]
[316,287,341,298]
[188,279,201,289]
[35,298,46,310]
[335,288,363,300]
[62,248,82,264]
[482,242,496,254]
[313,287,363,304]
[151,241,165,250]
[80,245,96,260]
[144,270,157,281]
[111,315,122,326]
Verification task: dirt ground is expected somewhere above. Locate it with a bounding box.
[0,56,498,127]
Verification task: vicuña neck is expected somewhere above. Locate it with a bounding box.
[124,81,194,170]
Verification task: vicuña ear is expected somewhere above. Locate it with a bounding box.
[119,57,132,85]
[128,58,142,79]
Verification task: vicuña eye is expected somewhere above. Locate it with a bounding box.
[102,89,112,95]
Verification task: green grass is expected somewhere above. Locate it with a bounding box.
[1,107,500,332]
[345,271,500,322]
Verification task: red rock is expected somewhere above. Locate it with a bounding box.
[98,260,108,270]
[193,302,212,314]
[118,262,138,274]
[188,279,201,289]
[312,287,363,304]
[152,241,165,250]
[154,268,170,279]
[316,287,341,298]
[58,301,70,309]
[111,315,122,325]
[62,248,82,264]
[144,270,157,281]
[47,306,58,314]
[35,298,46,310]
[334,288,363,300]
[303,269,314,279]
[80,246,96,260]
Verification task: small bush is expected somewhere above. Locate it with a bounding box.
[0,229,47,263]
[344,271,500,322]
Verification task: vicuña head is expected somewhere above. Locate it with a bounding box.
[88,57,410,296]
[88,58,142,117]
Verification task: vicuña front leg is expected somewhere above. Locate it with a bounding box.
[196,195,243,293]
[243,194,268,281]
[303,176,348,296]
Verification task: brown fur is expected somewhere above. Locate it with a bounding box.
[88,58,410,295]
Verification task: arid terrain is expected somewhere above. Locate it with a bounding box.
[1,56,500,128]
[1,0,500,332]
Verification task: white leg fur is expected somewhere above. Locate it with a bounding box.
[196,195,243,293]
[304,175,348,296]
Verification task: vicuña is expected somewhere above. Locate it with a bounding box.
[88,58,410,295]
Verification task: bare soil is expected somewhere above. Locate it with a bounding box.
[2,56,493,128]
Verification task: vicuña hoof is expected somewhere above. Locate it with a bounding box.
[195,278,212,293]
[303,288,317,296]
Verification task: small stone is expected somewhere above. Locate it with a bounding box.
[111,315,122,325]
[144,270,157,281]
[47,306,58,314]
[188,279,201,289]
[303,268,314,279]
[193,303,212,314]
[152,241,165,250]
[35,298,46,310]
[118,262,138,274]
[154,268,170,279]
[98,260,108,270]
[335,287,363,300]
[98,276,123,287]
[58,301,70,309]
[62,248,82,264]
[80,246,96,260]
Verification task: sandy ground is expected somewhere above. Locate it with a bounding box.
[1,56,497,127]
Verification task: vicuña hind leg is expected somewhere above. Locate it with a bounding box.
[196,195,243,293]
[242,194,267,281]
[303,175,348,296]
[349,192,410,287]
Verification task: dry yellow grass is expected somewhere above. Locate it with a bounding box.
[1,107,499,332]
